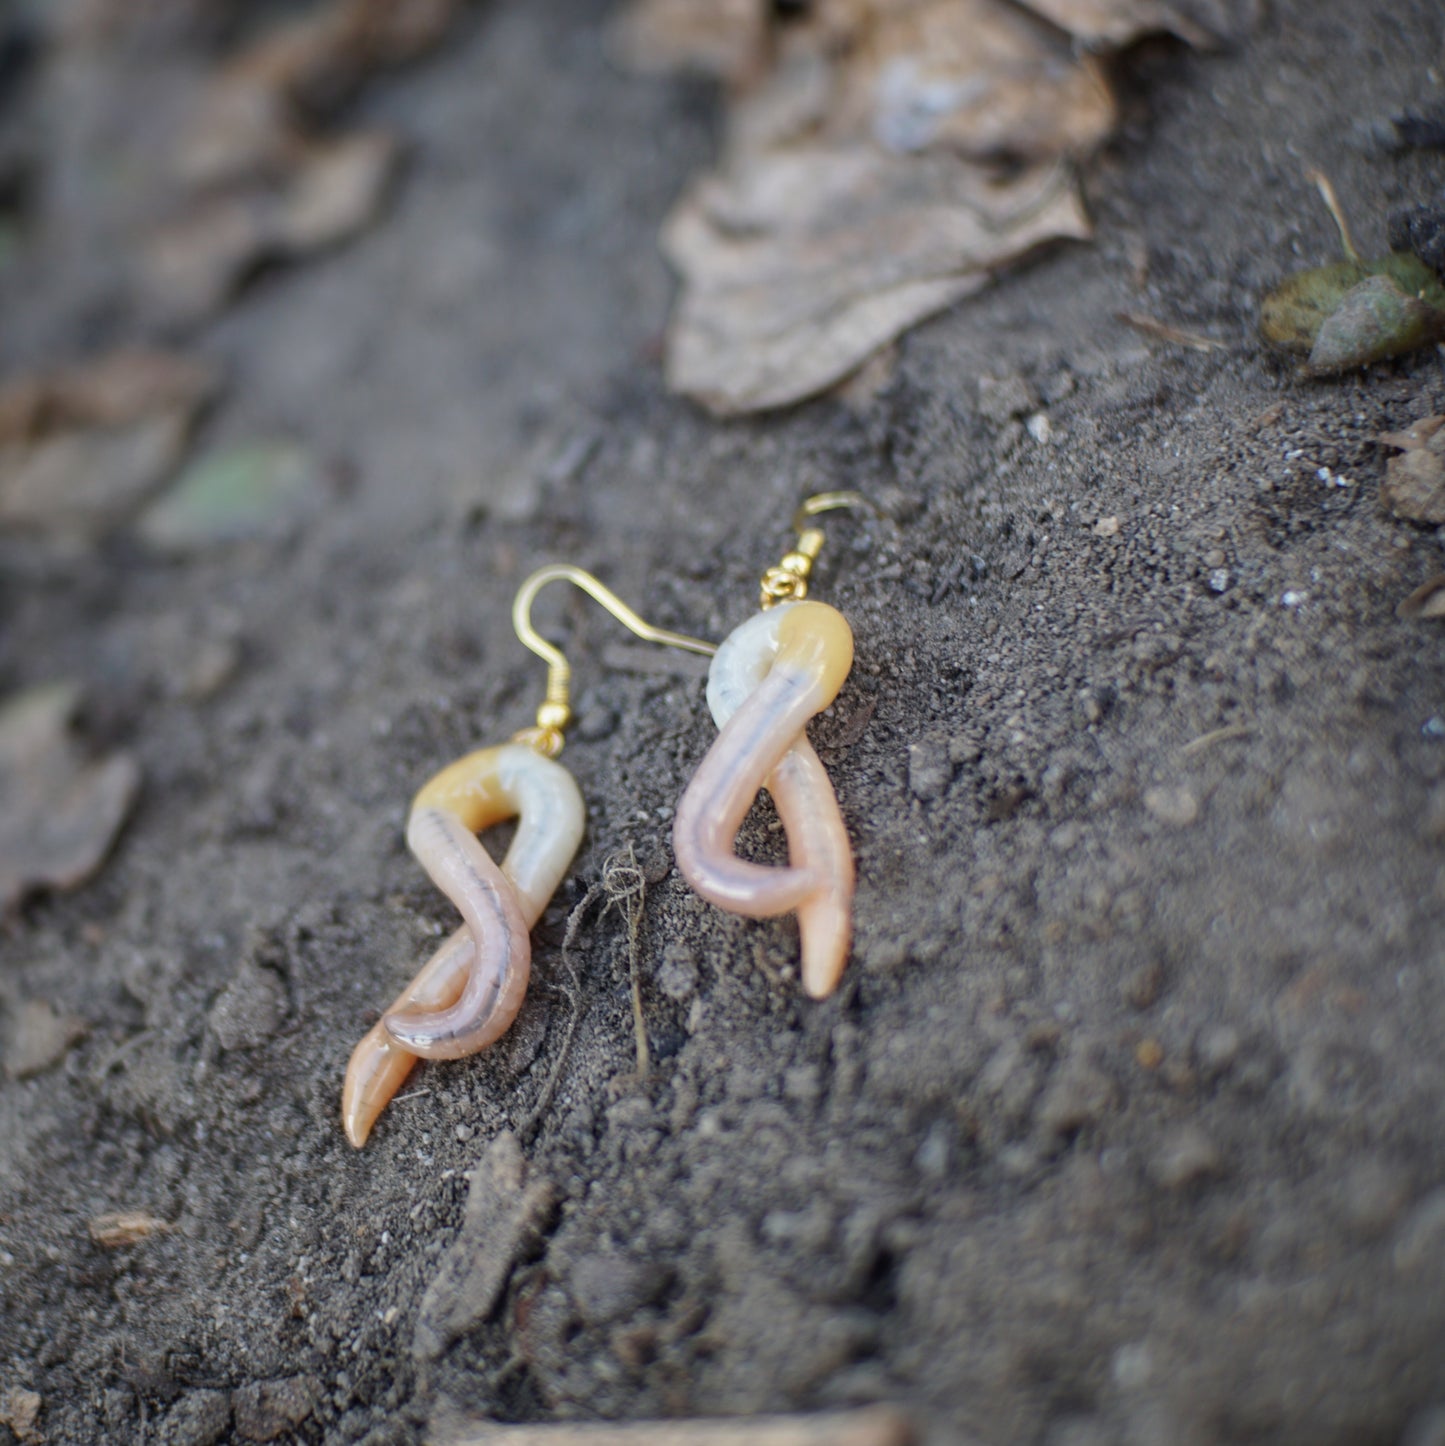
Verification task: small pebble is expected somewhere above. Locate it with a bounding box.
[2,999,88,1079]
[1111,1341,1154,1391]
[1151,1124,1223,1190]
[1124,963,1164,1010]
[182,637,241,702]
[1195,1023,1241,1078]
[1093,515,1121,538]
[656,944,698,1001]
[908,739,953,801]
[914,1120,951,1180]
[1134,1039,1163,1070]
[574,705,617,743]
[1143,785,1199,827]
[1037,1057,1116,1138]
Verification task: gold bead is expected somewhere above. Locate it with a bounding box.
[536,700,572,732]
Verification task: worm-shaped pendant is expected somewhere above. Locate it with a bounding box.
[672,600,855,998]
[341,743,584,1147]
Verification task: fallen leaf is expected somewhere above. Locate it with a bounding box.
[147,133,399,318]
[278,131,399,251]
[620,0,1240,414]
[804,0,1118,161]
[2,999,89,1080]
[1307,272,1445,374]
[664,154,1090,414]
[1379,415,1445,526]
[179,0,462,187]
[0,684,141,912]
[151,0,457,318]
[0,349,218,445]
[1398,573,1445,621]
[88,1210,173,1248]
[1014,0,1254,47]
[0,350,218,541]
[0,415,190,541]
[136,440,326,552]
[0,1387,42,1446]
[610,0,769,83]
[1260,253,1445,357]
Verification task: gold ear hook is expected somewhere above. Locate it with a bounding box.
[760,490,875,609]
[511,564,716,758]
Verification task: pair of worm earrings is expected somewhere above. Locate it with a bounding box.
[343,493,867,1147]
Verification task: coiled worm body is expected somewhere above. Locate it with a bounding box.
[341,743,584,1147]
[672,600,856,998]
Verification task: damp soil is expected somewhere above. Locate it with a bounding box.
[2,2,1445,1443]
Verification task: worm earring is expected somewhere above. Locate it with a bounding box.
[342,565,714,1147]
[672,492,867,999]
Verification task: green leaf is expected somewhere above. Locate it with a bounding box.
[136,441,322,552]
[1260,251,1445,359]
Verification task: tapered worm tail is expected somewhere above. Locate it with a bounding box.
[341,744,584,1147]
[673,601,856,998]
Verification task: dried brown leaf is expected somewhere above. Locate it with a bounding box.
[0,413,191,540]
[148,133,398,318]
[277,132,399,251]
[611,0,770,83]
[156,0,453,317]
[1380,415,1445,526]
[1017,0,1207,45]
[88,1209,173,1248]
[0,350,218,446]
[1379,415,1445,452]
[663,154,1090,414]
[625,0,1247,414]
[831,0,1117,160]
[0,350,218,540]
[1397,573,1445,621]
[0,684,141,912]
[179,0,461,187]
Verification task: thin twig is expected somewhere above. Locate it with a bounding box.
[1117,311,1226,353]
[1179,723,1254,757]
[437,1404,916,1446]
[602,845,650,1080]
[1306,168,1361,262]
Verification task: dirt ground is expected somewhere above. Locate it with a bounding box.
[2,1,1444,1443]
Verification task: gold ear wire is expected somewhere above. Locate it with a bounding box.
[511,563,716,758]
[760,490,875,609]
